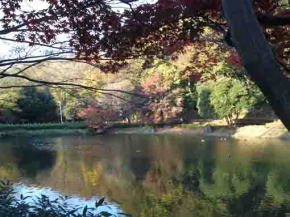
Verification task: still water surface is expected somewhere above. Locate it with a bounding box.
[1,135,290,216]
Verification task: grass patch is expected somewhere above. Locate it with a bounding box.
[175,123,206,128]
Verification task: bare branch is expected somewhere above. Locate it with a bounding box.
[7,62,43,76]
[0,73,147,98]
[0,52,73,64]
[0,36,72,51]
[0,57,76,67]
[0,24,27,35]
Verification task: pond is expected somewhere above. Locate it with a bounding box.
[1,135,290,216]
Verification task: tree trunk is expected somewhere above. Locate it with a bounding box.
[222,0,290,130]
[127,117,131,125]
[59,101,63,124]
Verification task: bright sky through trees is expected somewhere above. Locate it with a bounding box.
[0,0,156,57]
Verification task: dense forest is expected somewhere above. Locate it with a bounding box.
[0,42,270,128]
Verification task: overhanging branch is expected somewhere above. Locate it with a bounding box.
[258,14,290,26]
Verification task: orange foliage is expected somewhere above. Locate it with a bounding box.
[78,102,119,129]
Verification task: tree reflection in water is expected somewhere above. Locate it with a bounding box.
[0,135,290,216]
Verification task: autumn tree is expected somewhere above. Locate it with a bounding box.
[77,101,119,130]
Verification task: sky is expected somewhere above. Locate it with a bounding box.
[0,0,49,58]
[0,0,156,60]
[0,0,156,59]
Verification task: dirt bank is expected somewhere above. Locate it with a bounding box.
[108,121,290,139]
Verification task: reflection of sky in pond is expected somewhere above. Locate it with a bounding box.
[13,183,123,216]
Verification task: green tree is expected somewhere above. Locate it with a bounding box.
[209,77,262,126]
[0,89,20,123]
[197,86,216,119]
[16,87,58,123]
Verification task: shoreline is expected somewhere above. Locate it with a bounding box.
[107,121,290,140]
[0,121,289,140]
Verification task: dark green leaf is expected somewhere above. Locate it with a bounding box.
[95,197,105,208]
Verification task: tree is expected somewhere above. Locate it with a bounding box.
[16,87,58,123]
[0,78,22,123]
[222,0,290,129]
[1,0,290,128]
[77,101,119,130]
[140,61,199,123]
[196,86,215,119]
[209,77,261,126]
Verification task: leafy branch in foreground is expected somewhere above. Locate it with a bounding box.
[0,180,130,217]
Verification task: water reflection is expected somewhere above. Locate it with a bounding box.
[0,137,56,179]
[1,135,290,216]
